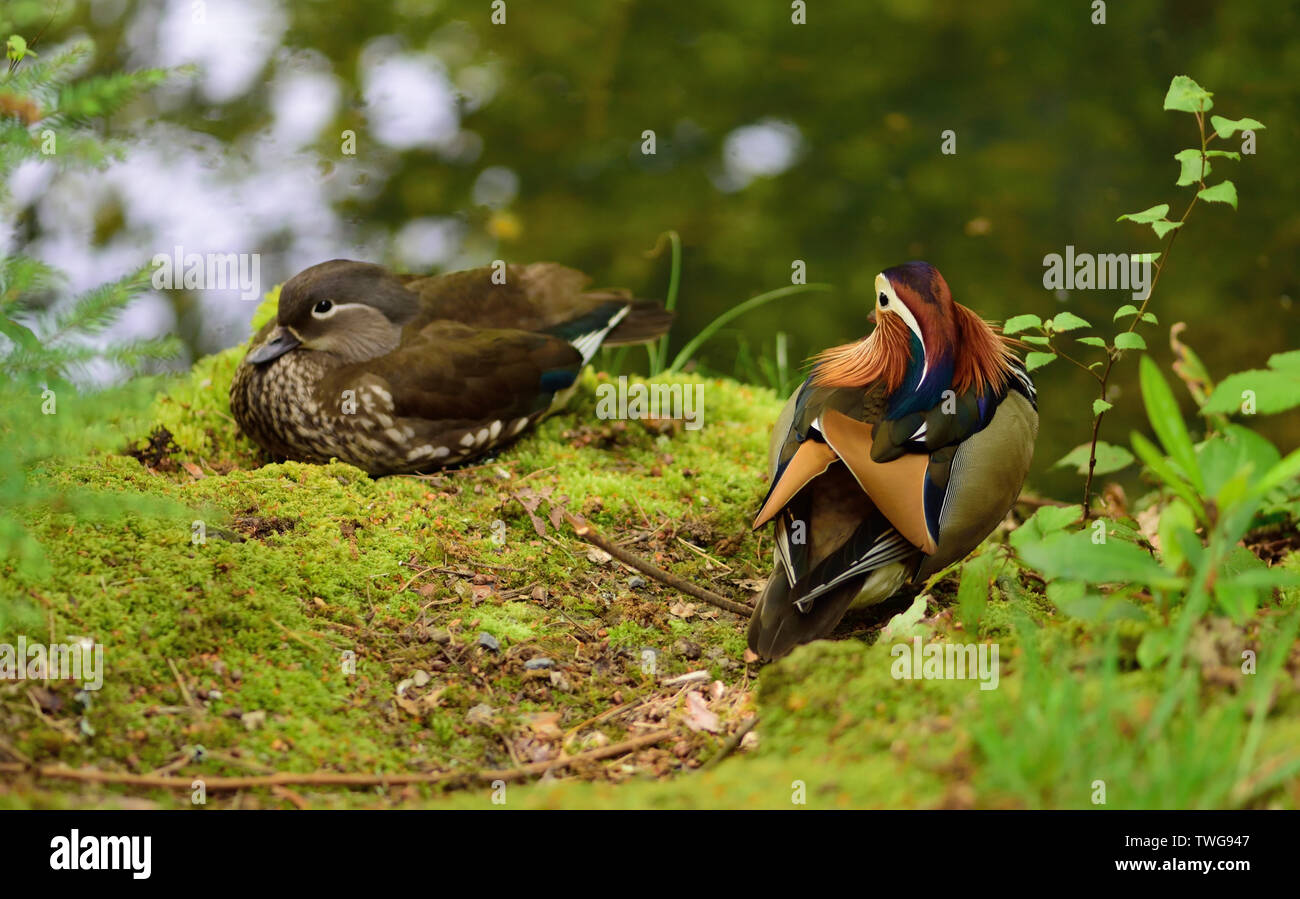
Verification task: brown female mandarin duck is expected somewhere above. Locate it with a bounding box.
[230,260,671,474]
[748,262,1038,660]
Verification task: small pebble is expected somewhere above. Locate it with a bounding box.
[674,639,702,660]
[524,657,555,670]
[466,703,495,726]
[627,576,647,589]
[477,632,500,651]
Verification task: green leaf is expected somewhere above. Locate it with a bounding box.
[1113,304,1138,321]
[880,594,929,641]
[1205,150,1242,160]
[1197,180,1238,209]
[1140,312,1158,324]
[1267,349,1300,373]
[1174,148,1209,186]
[1138,355,1203,492]
[1137,629,1172,669]
[1202,370,1300,415]
[1054,441,1134,476]
[1017,530,1181,589]
[1002,314,1042,335]
[6,34,35,62]
[1210,115,1264,138]
[1163,75,1213,113]
[1131,432,1203,516]
[1048,311,1090,332]
[1076,336,1107,348]
[1009,504,1083,551]
[1151,220,1183,239]
[957,551,996,633]
[1051,589,1149,623]
[1117,204,1170,224]
[1024,351,1057,372]
[1020,335,1050,346]
[1254,448,1300,498]
[1196,425,1280,496]
[1114,332,1147,351]
[1093,399,1114,416]
[1130,252,1161,265]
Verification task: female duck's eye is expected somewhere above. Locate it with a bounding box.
[878,292,889,307]
[313,300,333,315]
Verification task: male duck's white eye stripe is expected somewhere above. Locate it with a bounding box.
[875,273,928,381]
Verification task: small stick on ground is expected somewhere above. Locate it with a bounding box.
[0,730,672,792]
[167,658,196,710]
[703,716,759,770]
[565,513,753,617]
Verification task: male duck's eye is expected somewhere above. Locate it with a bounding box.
[313,300,333,315]
[878,292,889,307]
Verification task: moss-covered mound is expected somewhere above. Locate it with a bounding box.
[2,292,1298,809]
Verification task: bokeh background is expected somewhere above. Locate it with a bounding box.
[7,0,1298,498]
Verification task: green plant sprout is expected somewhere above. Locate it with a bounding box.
[1002,76,1265,516]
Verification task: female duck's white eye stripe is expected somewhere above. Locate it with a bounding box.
[311,301,365,320]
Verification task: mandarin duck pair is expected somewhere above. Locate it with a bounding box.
[230,259,1036,660]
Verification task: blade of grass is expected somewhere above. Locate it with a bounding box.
[649,230,681,376]
[666,283,831,375]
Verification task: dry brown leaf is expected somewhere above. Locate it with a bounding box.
[683,691,720,733]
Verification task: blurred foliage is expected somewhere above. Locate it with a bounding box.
[1,19,179,633]
[14,0,1300,500]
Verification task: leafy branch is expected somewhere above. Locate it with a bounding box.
[1006,76,1264,516]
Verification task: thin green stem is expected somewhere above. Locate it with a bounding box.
[1082,108,1211,517]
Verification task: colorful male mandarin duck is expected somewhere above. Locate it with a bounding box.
[230,260,672,474]
[748,262,1038,659]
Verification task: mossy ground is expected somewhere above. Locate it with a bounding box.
[2,294,1298,809]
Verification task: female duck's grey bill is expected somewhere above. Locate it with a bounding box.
[246,326,301,364]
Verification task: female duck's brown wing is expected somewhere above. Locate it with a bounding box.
[314,321,586,470]
[404,263,672,352]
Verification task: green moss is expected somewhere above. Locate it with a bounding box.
[2,285,1297,809]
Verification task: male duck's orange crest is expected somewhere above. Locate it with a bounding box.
[951,304,1018,396]
[810,307,912,390]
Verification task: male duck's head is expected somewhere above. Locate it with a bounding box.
[813,261,1016,398]
[247,259,418,365]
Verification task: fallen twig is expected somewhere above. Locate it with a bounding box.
[166,658,197,711]
[0,730,672,792]
[565,513,753,617]
[703,716,759,770]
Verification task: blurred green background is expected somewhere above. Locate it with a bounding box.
[9,0,1298,498]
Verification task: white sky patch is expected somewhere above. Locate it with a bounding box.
[361,42,461,151]
[394,217,466,270]
[129,0,288,104]
[23,120,359,355]
[270,64,340,149]
[716,119,804,191]
[472,166,519,208]
[11,18,487,378]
